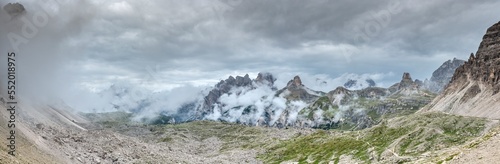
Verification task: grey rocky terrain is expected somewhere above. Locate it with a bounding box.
[424,58,466,93]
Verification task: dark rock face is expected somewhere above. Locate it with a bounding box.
[235,74,252,86]
[255,72,276,86]
[423,21,500,119]
[198,72,277,119]
[425,58,465,93]
[389,72,422,93]
[399,72,414,89]
[450,21,500,95]
[201,74,253,116]
[366,79,376,87]
[287,76,303,88]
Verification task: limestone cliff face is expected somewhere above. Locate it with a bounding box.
[422,21,500,119]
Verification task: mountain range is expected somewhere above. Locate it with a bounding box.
[147,65,458,131]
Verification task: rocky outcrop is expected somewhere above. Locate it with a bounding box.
[399,72,415,89]
[424,58,466,93]
[199,73,276,118]
[276,76,323,103]
[451,22,500,94]
[422,21,500,119]
[255,72,276,86]
[288,76,303,87]
[388,72,424,95]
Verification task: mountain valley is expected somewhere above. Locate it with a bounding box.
[1,6,500,163]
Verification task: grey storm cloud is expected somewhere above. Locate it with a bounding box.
[1,0,500,95]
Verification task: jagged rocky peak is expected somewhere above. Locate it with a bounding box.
[255,72,276,86]
[398,72,415,89]
[286,75,303,88]
[424,58,465,93]
[423,21,500,119]
[451,21,500,94]
[202,74,254,117]
[235,74,252,86]
[402,72,412,81]
[278,75,322,102]
[388,72,423,94]
[431,58,466,82]
[468,53,475,62]
[215,74,252,88]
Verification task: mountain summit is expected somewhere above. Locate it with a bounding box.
[424,58,466,93]
[277,75,323,102]
[388,72,424,96]
[422,21,500,118]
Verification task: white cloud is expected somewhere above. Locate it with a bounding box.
[108,1,133,14]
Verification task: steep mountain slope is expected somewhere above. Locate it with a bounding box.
[424,58,466,93]
[0,105,61,164]
[0,99,90,163]
[422,21,500,119]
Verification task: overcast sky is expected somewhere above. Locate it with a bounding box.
[1,0,500,94]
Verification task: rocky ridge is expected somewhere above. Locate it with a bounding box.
[424,58,466,93]
[201,74,253,115]
[276,75,324,103]
[294,72,435,130]
[189,71,435,130]
[422,21,500,119]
